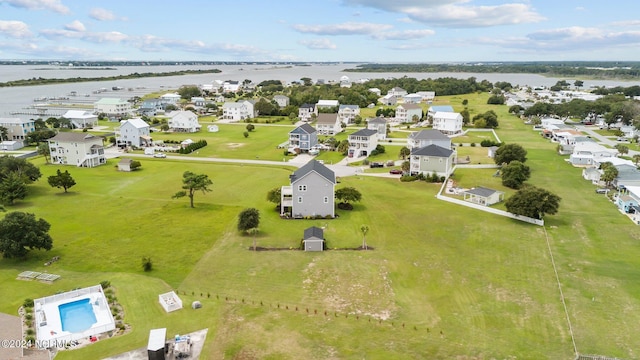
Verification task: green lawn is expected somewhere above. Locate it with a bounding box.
[2,94,640,359]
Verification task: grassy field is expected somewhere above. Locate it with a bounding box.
[2,93,640,359]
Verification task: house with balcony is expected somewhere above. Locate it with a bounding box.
[273,95,290,108]
[62,110,98,129]
[280,160,336,218]
[223,81,241,93]
[408,129,452,150]
[48,132,106,168]
[388,87,408,97]
[160,93,181,106]
[298,103,316,122]
[395,104,423,123]
[167,110,201,133]
[222,101,253,121]
[367,117,387,140]
[427,105,454,120]
[0,117,35,146]
[410,144,456,177]
[94,98,132,119]
[137,98,164,116]
[348,128,378,158]
[338,105,360,125]
[403,93,423,104]
[315,113,341,135]
[190,97,206,107]
[432,111,463,135]
[116,118,151,148]
[379,94,397,106]
[288,124,318,153]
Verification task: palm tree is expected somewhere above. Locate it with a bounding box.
[360,225,369,250]
[633,154,640,165]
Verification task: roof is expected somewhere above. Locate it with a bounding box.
[222,102,246,109]
[49,132,102,143]
[368,117,386,124]
[62,110,96,119]
[409,129,449,141]
[398,103,421,110]
[339,104,359,110]
[433,111,461,120]
[119,158,133,165]
[464,186,502,198]
[316,113,338,125]
[148,328,167,351]
[304,226,324,240]
[0,117,34,124]
[290,160,336,184]
[290,123,316,134]
[429,105,454,113]
[411,144,454,157]
[350,128,378,137]
[273,95,289,99]
[95,97,127,104]
[317,99,339,107]
[121,118,149,129]
[300,103,315,109]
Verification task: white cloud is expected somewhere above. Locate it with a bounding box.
[612,20,640,27]
[0,0,69,14]
[64,20,85,32]
[40,28,128,43]
[0,20,32,38]
[298,38,337,49]
[292,22,391,35]
[89,8,117,21]
[372,29,434,40]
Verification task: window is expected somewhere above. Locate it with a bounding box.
[298,185,307,191]
[297,196,303,203]
[324,196,329,203]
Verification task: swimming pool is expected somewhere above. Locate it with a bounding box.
[59,298,97,333]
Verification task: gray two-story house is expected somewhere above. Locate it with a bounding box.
[408,129,452,150]
[281,160,336,218]
[288,123,317,153]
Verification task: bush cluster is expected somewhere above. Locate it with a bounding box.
[178,140,207,154]
[480,139,502,147]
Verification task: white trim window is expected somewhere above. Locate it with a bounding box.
[323,196,329,203]
[298,185,307,191]
[297,196,303,203]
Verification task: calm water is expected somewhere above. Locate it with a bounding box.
[0,64,637,116]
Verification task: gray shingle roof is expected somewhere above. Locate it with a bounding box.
[49,132,102,143]
[316,113,338,124]
[350,128,377,137]
[368,117,386,124]
[464,186,501,198]
[409,129,449,141]
[290,160,336,184]
[411,144,454,157]
[304,226,324,240]
[290,123,316,134]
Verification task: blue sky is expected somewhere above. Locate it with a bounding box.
[1,0,639,62]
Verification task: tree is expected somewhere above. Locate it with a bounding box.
[633,154,640,165]
[0,126,7,141]
[141,256,153,272]
[600,162,618,188]
[0,172,27,205]
[399,146,410,160]
[37,142,50,164]
[505,186,561,220]
[401,160,410,172]
[0,155,42,183]
[237,208,260,250]
[130,160,142,170]
[26,129,56,146]
[615,144,629,155]
[500,160,531,189]
[47,169,76,193]
[246,124,255,132]
[172,171,213,208]
[335,187,362,210]
[0,212,53,259]
[360,225,369,250]
[266,187,281,209]
[337,140,350,155]
[494,143,527,165]
[177,85,202,100]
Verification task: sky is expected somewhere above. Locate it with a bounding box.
[1,0,639,62]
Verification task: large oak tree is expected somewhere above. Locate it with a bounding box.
[0,212,53,259]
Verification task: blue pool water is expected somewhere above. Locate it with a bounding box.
[59,298,97,333]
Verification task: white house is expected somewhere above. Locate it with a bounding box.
[222,81,241,93]
[348,128,378,158]
[273,95,290,108]
[367,117,387,140]
[160,93,181,105]
[94,98,132,118]
[337,105,360,124]
[222,101,251,121]
[298,103,316,122]
[432,111,463,135]
[388,87,408,97]
[317,99,339,110]
[379,94,397,106]
[569,141,617,166]
[395,104,423,123]
[167,110,201,133]
[48,132,106,168]
[427,105,454,119]
[408,129,452,150]
[403,94,423,104]
[0,117,35,144]
[369,88,381,96]
[416,91,436,102]
[62,110,98,129]
[116,118,151,148]
[316,113,341,135]
[280,160,336,218]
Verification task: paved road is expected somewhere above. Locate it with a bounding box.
[575,125,640,156]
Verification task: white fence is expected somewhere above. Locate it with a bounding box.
[35,285,102,307]
[436,194,544,226]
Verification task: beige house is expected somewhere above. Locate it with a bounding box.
[463,187,505,206]
[316,113,342,135]
[48,132,106,168]
[94,98,131,118]
[395,104,423,123]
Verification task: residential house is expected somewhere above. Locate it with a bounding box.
[367,117,387,140]
[620,125,638,140]
[48,132,106,168]
[303,226,325,252]
[315,113,341,135]
[403,93,423,104]
[298,103,316,122]
[280,160,336,218]
[368,88,381,96]
[94,98,131,118]
[0,117,35,144]
[288,123,318,152]
[540,117,565,130]
[416,91,436,102]
[273,95,290,108]
[190,97,205,107]
[463,187,505,206]
[348,128,378,158]
[410,144,456,177]
[388,87,408,97]
[379,94,397,106]
[317,99,339,110]
[582,167,602,184]
[222,101,251,121]
[618,186,640,224]
[337,105,360,125]
[0,141,22,150]
[62,110,98,129]
[569,142,617,166]
[395,104,423,123]
[116,118,151,148]
[408,129,452,150]
[613,164,640,189]
[137,98,164,116]
[223,81,241,93]
[159,93,181,107]
[167,110,201,133]
[432,111,463,135]
[426,105,454,119]
[339,76,352,88]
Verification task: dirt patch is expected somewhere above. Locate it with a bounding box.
[227,143,245,148]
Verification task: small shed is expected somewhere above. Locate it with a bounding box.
[147,328,166,360]
[463,187,505,206]
[191,301,202,309]
[1,140,23,151]
[159,291,183,312]
[117,158,133,172]
[207,125,219,132]
[181,139,194,148]
[488,146,499,158]
[303,226,324,252]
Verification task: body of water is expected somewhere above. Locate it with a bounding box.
[0,64,636,117]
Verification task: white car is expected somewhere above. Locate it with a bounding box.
[153,153,166,158]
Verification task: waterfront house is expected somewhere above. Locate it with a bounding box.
[167,110,201,133]
[48,132,106,168]
[94,98,131,119]
[316,113,341,136]
[62,110,98,129]
[116,118,151,148]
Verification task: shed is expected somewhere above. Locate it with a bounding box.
[303,226,325,252]
[487,146,499,158]
[207,125,219,132]
[463,187,505,206]
[117,158,133,172]
[0,140,23,151]
[159,291,183,312]
[147,328,166,360]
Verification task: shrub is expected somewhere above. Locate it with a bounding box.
[23,299,34,308]
[178,139,208,154]
[243,131,249,138]
[25,319,32,327]
[26,328,35,335]
[400,175,417,182]
[25,313,33,321]
[470,142,476,147]
[142,257,153,272]
[25,335,36,345]
[100,280,111,289]
[480,139,501,147]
